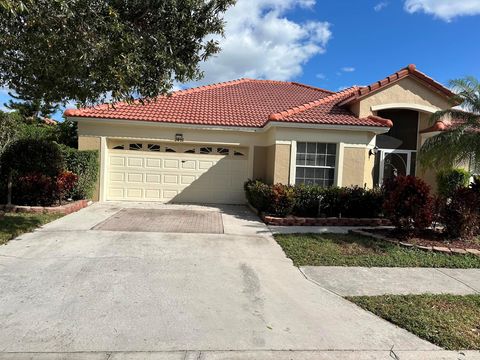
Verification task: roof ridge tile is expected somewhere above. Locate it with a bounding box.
[268,86,359,121]
[170,78,252,97]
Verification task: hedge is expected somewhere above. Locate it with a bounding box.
[60,145,99,200]
[244,180,384,218]
[0,139,99,205]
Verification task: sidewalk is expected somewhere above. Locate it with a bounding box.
[301,266,480,296]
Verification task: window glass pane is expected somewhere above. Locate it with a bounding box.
[316,155,326,167]
[184,148,195,153]
[296,153,306,165]
[200,147,212,154]
[112,145,124,150]
[217,147,229,155]
[305,168,315,178]
[326,155,336,167]
[297,142,306,153]
[147,144,160,151]
[296,167,305,177]
[306,154,316,166]
[307,142,316,153]
[129,143,142,150]
[165,147,176,153]
[234,151,245,156]
[327,143,336,155]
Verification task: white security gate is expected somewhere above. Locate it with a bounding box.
[106,141,249,204]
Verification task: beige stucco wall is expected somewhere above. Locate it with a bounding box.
[352,77,452,118]
[78,136,101,201]
[253,146,267,181]
[273,144,291,184]
[342,147,375,188]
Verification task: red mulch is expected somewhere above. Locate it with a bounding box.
[366,228,480,251]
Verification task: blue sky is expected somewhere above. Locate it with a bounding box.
[1,0,479,120]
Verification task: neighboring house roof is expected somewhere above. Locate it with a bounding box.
[64,64,454,129]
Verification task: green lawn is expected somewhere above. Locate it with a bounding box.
[0,212,63,245]
[275,233,480,268]
[347,294,480,350]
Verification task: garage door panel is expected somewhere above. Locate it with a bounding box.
[181,175,196,185]
[164,159,179,169]
[163,189,179,199]
[145,174,161,184]
[126,188,143,198]
[127,173,143,183]
[110,172,125,182]
[127,158,143,167]
[146,158,162,168]
[181,160,196,170]
[108,188,125,198]
[145,189,161,199]
[107,147,247,203]
[110,156,125,167]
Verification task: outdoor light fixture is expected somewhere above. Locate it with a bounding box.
[175,133,184,142]
[368,146,379,157]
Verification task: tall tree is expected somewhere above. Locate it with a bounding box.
[5,91,59,123]
[0,0,235,106]
[420,77,480,169]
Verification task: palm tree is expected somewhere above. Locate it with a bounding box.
[420,77,480,170]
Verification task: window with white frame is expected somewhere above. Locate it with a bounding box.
[295,142,336,186]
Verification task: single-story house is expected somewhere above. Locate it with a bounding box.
[65,64,458,204]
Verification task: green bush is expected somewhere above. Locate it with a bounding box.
[1,138,64,177]
[341,186,385,218]
[244,180,385,218]
[293,184,323,217]
[442,187,480,240]
[60,145,99,200]
[436,168,470,198]
[244,179,273,212]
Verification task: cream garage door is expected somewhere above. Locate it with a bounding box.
[106,142,249,204]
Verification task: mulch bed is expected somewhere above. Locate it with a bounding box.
[364,228,480,251]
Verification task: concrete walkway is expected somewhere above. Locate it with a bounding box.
[301,266,480,296]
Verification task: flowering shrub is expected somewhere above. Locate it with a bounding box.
[14,173,57,206]
[442,187,480,239]
[383,175,434,231]
[56,171,79,203]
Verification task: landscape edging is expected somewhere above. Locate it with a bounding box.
[349,229,480,257]
[0,199,90,215]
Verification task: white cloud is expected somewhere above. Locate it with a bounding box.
[190,0,332,85]
[404,0,480,21]
[374,2,388,12]
[341,67,355,72]
[315,73,326,79]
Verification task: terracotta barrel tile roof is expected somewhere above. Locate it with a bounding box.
[64,64,455,129]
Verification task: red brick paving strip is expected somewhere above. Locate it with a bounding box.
[93,208,224,234]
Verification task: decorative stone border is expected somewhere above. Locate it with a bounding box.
[0,199,90,215]
[247,202,391,227]
[350,229,480,257]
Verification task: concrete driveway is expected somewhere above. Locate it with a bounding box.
[0,202,453,358]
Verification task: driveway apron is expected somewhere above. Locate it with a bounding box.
[0,202,437,352]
